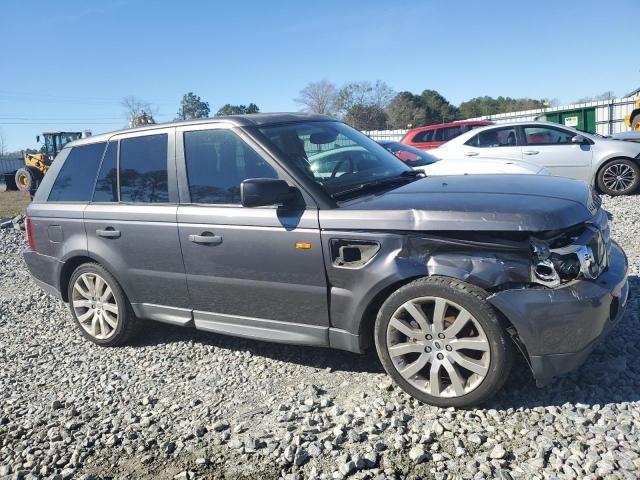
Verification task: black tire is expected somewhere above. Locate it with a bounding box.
[596,159,640,196]
[67,263,138,346]
[374,276,514,408]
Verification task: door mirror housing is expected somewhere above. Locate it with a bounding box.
[241,178,291,207]
[571,134,590,145]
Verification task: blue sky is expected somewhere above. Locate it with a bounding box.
[1,0,638,151]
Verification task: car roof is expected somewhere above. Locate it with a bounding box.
[439,120,590,146]
[406,120,492,133]
[66,112,335,147]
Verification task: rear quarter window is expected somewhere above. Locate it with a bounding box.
[48,142,107,202]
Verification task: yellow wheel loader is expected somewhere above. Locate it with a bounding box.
[624,98,640,131]
[15,132,83,193]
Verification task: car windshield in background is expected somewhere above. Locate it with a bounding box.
[257,121,411,198]
[380,142,439,167]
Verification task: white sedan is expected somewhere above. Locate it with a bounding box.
[377,141,547,176]
[431,121,640,195]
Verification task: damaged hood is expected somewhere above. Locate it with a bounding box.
[321,174,596,232]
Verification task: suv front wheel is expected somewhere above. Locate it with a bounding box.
[68,263,138,346]
[375,276,513,407]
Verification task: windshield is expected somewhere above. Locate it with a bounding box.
[381,142,439,167]
[257,121,411,197]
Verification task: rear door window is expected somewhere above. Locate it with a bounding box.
[119,134,169,203]
[411,130,434,143]
[92,141,118,202]
[441,126,464,141]
[48,142,106,202]
[465,127,519,148]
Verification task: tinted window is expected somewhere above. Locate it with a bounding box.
[441,126,464,141]
[411,129,434,143]
[524,126,574,145]
[432,127,461,142]
[48,142,106,202]
[465,127,518,148]
[184,129,277,204]
[93,141,118,202]
[119,134,168,203]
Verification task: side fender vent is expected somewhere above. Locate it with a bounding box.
[331,239,380,268]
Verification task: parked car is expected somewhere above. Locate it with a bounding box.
[378,141,549,175]
[23,113,628,407]
[400,120,493,150]
[432,121,640,195]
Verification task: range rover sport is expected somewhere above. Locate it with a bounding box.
[23,113,628,407]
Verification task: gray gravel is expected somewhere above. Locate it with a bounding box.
[1,195,639,480]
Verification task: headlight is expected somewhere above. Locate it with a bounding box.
[530,225,608,286]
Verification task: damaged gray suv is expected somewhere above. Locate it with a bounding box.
[23,113,628,407]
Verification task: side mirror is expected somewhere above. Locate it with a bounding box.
[241,178,291,207]
[571,134,589,145]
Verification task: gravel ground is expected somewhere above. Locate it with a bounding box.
[1,196,639,480]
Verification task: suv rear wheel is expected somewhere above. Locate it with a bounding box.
[68,263,137,346]
[375,276,513,407]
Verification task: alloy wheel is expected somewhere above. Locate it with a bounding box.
[71,273,119,340]
[602,163,636,192]
[386,296,491,398]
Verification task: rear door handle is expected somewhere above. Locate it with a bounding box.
[96,227,121,238]
[189,232,223,245]
[464,152,479,156]
[524,150,539,155]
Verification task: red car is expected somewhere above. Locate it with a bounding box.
[400,120,493,150]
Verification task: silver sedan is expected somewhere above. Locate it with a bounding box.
[431,121,640,195]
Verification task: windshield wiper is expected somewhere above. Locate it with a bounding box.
[332,170,424,200]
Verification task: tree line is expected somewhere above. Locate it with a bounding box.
[122,93,261,127]
[294,79,552,130]
[123,85,618,132]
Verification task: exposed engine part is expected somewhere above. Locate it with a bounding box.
[530,219,609,286]
[532,259,560,287]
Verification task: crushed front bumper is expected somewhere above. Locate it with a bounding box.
[488,241,628,386]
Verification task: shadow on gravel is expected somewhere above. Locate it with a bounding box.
[127,276,638,407]
[128,319,385,375]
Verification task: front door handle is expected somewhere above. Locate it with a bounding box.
[464,151,479,156]
[96,227,121,238]
[524,150,539,155]
[189,232,223,245]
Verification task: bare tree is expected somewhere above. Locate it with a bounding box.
[0,129,5,156]
[294,79,338,116]
[121,96,157,127]
[335,80,395,116]
[573,91,616,103]
[333,80,395,129]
